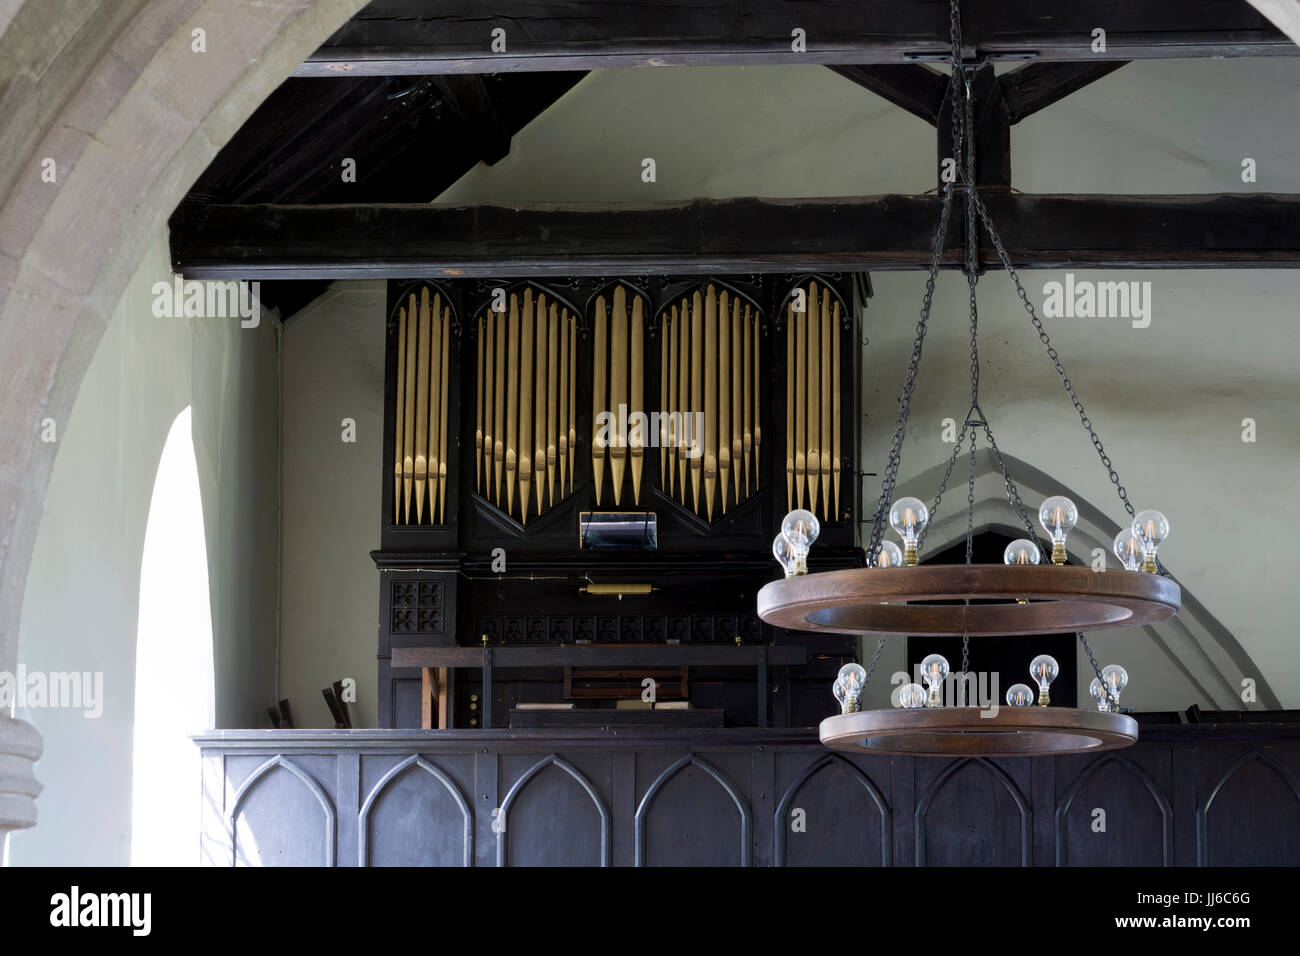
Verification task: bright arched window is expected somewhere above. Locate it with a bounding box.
[131,406,215,866]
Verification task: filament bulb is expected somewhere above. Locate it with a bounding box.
[1132,510,1168,573]
[1100,664,1128,712]
[888,497,929,566]
[1113,528,1143,572]
[897,683,927,709]
[876,541,904,568]
[1005,683,1035,708]
[1089,678,1110,712]
[1038,495,1078,565]
[921,653,949,707]
[773,533,800,577]
[781,510,819,576]
[1030,654,1059,706]
[1003,539,1041,566]
[836,663,867,709]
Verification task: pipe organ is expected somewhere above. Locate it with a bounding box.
[474,286,580,524]
[376,274,866,730]
[590,284,649,507]
[785,278,844,523]
[393,285,454,525]
[658,282,762,521]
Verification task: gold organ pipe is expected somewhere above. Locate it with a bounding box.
[785,301,794,513]
[731,297,743,505]
[533,293,547,518]
[520,289,534,523]
[743,299,752,500]
[717,290,730,514]
[428,292,443,525]
[678,298,689,502]
[568,312,576,495]
[547,302,559,509]
[438,305,450,523]
[414,287,431,524]
[666,307,677,497]
[402,293,417,523]
[820,288,832,518]
[689,292,703,512]
[494,304,505,506]
[752,304,760,483]
[483,311,494,500]
[833,299,842,520]
[807,282,820,517]
[505,293,519,517]
[394,305,407,524]
[475,315,483,494]
[592,295,607,505]
[630,292,644,505]
[703,284,717,521]
[794,293,805,510]
[659,312,668,491]
[558,305,568,500]
[609,287,628,505]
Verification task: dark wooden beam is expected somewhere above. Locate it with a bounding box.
[170,193,1300,278]
[937,64,1011,188]
[1000,61,1130,123]
[827,65,949,125]
[297,0,1295,76]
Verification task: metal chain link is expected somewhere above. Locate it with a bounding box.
[1077,631,1117,707]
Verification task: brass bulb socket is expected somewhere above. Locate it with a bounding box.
[1051,541,1067,565]
[904,542,919,567]
[1037,688,1050,707]
[927,684,941,707]
[1141,553,1157,573]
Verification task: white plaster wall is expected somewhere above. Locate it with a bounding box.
[282,59,1300,717]
[9,234,279,864]
[279,283,385,730]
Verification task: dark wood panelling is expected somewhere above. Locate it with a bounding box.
[198,726,1300,867]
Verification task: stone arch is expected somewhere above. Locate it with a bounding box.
[890,449,1274,709]
[0,0,370,834]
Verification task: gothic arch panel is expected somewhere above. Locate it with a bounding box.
[1198,751,1300,865]
[497,755,610,867]
[359,755,473,867]
[774,754,892,866]
[636,754,752,866]
[229,756,335,867]
[915,758,1030,866]
[1055,755,1171,866]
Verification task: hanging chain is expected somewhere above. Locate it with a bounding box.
[1077,631,1117,707]
[864,190,954,564]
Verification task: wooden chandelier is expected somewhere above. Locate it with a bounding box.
[756,564,1181,637]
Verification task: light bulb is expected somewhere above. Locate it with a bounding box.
[832,678,850,714]
[773,533,800,577]
[836,663,867,712]
[898,683,927,709]
[1132,509,1168,573]
[1100,664,1128,712]
[1003,539,1041,566]
[1038,495,1078,565]
[1113,528,1143,572]
[781,509,819,575]
[782,509,820,549]
[921,653,949,707]
[888,497,928,565]
[876,541,904,568]
[1089,678,1110,713]
[1029,654,1059,706]
[1005,683,1035,708]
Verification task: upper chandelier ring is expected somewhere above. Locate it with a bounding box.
[757,564,1180,637]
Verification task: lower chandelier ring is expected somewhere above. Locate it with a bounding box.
[819,707,1139,757]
